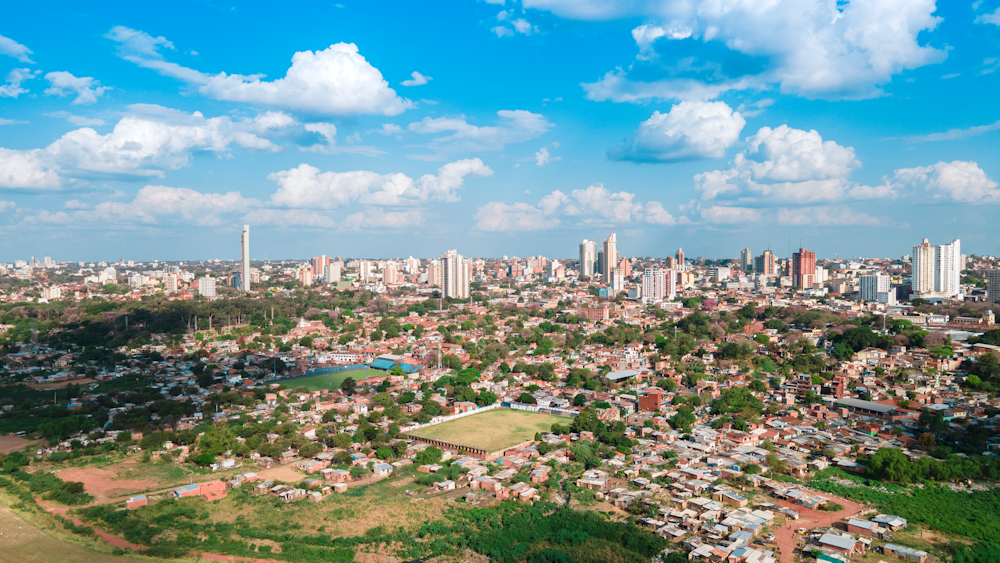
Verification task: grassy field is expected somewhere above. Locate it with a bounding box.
[406,408,570,452]
[275,368,374,392]
[0,500,148,563]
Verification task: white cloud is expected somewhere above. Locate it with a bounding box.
[534,0,945,101]
[892,119,1000,143]
[693,125,868,204]
[0,200,14,212]
[774,206,883,226]
[300,121,384,156]
[375,123,403,136]
[0,148,59,189]
[107,27,411,116]
[408,110,552,156]
[44,72,111,105]
[512,19,538,34]
[242,208,337,228]
[34,184,261,226]
[492,26,514,38]
[341,207,424,230]
[0,105,315,187]
[474,201,560,231]
[0,118,27,125]
[890,161,1000,203]
[0,68,38,98]
[608,101,745,163]
[267,158,493,209]
[484,0,506,4]
[476,183,682,231]
[0,33,34,64]
[976,7,1000,25]
[631,24,691,57]
[401,71,431,86]
[583,69,761,103]
[735,98,774,118]
[535,144,561,167]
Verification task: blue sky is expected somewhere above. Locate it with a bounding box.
[1,0,999,262]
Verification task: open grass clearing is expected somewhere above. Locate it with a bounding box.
[407,408,570,452]
[274,368,374,392]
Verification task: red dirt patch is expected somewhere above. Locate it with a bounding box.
[55,465,158,501]
[0,434,44,454]
[773,491,864,563]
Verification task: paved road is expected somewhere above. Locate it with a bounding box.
[772,492,864,563]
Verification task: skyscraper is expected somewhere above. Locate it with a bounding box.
[740,247,752,271]
[675,248,685,269]
[442,249,470,299]
[240,225,250,292]
[602,233,618,285]
[912,238,936,294]
[912,238,962,298]
[754,250,776,276]
[641,267,676,304]
[579,239,597,278]
[199,276,216,297]
[792,248,816,288]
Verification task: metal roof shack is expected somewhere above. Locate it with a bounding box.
[607,369,640,382]
[835,398,896,415]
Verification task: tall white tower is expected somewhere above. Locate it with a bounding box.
[442,250,470,299]
[579,240,597,278]
[240,225,250,292]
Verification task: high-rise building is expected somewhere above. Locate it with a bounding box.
[442,249,470,299]
[199,276,216,297]
[740,247,752,271]
[860,273,895,304]
[427,259,443,287]
[987,270,1000,303]
[579,240,597,278]
[675,248,685,269]
[912,238,962,298]
[754,250,776,276]
[240,225,250,292]
[641,267,676,304]
[165,273,178,293]
[384,266,398,285]
[602,233,618,285]
[297,267,313,286]
[792,248,816,288]
[665,256,677,270]
[610,268,625,292]
[912,238,936,294]
[325,263,342,283]
[936,239,961,297]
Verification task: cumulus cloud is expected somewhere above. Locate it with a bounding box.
[267,158,493,209]
[107,27,411,116]
[475,182,682,231]
[408,110,552,157]
[532,0,945,101]
[492,26,515,37]
[976,7,1000,25]
[608,101,745,163]
[535,143,561,167]
[0,33,34,64]
[0,105,330,188]
[401,71,431,86]
[24,184,260,226]
[341,207,424,230]
[693,125,868,204]
[0,68,38,98]
[474,201,560,231]
[44,71,111,105]
[890,161,1000,203]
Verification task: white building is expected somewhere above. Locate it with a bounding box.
[912,238,961,298]
[579,239,597,278]
[325,263,342,283]
[601,233,618,285]
[641,267,676,304]
[199,276,216,297]
[441,249,470,299]
[240,224,251,292]
[860,273,895,304]
[41,286,61,300]
[165,273,179,293]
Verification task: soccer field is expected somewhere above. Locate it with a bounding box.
[407,408,570,453]
[275,368,374,392]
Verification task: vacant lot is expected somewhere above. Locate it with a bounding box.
[407,408,569,452]
[0,502,144,563]
[0,434,44,454]
[276,368,373,392]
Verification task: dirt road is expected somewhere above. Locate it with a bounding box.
[773,492,864,563]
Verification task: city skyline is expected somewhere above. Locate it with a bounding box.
[1,1,999,260]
